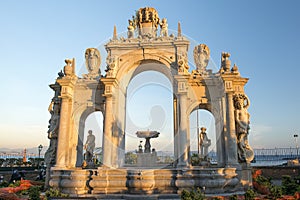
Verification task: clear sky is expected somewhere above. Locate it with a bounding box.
[0,1,299,151]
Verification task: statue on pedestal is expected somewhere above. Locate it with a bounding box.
[83,48,101,79]
[127,19,135,39]
[83,130,95,167]
[233,94,254,163]
[199,127,211,160]
[160,18,168,37]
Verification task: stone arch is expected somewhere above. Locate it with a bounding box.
[124,70,174,153]
[116,50,174,83]
[73,105,104,167]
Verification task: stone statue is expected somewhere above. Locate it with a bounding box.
[85,48,101,75]
[160,18,168,37]
[127,19,135,38]
[221,52,231,72]
[44,97,61,189]
[84,130,96,163]
[105,55,117,77]
[233,93,254,163]
[47,99,60,139]
[63,58,75,78]
[193,44,210,73]
[199,127,211,160]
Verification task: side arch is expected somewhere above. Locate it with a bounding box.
[72,105,104,167]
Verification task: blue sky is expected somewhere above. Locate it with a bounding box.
[0,1,299,151]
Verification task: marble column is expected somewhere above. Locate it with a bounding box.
[173,97,179,165]
[55,97,70,168]
[177,92,189,167]
[102,95,113,167]
[225,92,238,166]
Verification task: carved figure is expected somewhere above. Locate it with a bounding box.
[127,19,135,38]
[193,44,210,72]
[233,93,254,163]
[47,99,60,139]
[221,52,231,72]
[199,127,211,160]
[134,7,160,37]
[85,48,101,75]
[160,18,168,37]
[105,56,117,77]
[44,98,61,189]
[177,52,189,74]
[84,130,96,162]
[63,58,75,77]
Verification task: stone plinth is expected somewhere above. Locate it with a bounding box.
[137,153,157,167]
[50,167,241,196]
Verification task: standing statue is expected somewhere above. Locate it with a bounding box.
[199,127,211,160]
[44,97,61,189]
[160,18,168,37]
[85,48,101,76]
[127,19,135,39]
[193,44,210,73]
[233,93,254,163]
[84,130,96,164]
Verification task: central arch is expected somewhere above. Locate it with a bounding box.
[117,60,175,166]
[125,69,174,166]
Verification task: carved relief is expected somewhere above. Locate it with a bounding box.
[131,7,160,38]
[193,44,210,73]
[105,55,118,77]
[84,48,101,78]
[233,93,254,163]
[177,52,189,75]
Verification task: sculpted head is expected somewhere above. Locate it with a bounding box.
[233,94,250,110]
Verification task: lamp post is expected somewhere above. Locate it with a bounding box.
[38,144,43,169]
[294,134,298,161]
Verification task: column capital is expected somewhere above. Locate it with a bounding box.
[174,75,189,94]
[57,77,77,99]
[101,77,118,97]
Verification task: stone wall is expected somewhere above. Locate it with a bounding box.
[253,166,300,179]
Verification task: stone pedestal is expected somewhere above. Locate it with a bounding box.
[137,153,157,167]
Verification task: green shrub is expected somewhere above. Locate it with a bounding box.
[45,188,69,200]
[269,185,282,200]
[244,188,255,200]
[28,186,41,200]
[0,181,9,188]
[282,175,299,195]
[229,194,238,200]
[8,180,21,187]
[180,188,205,200]
[254,175,271,187]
